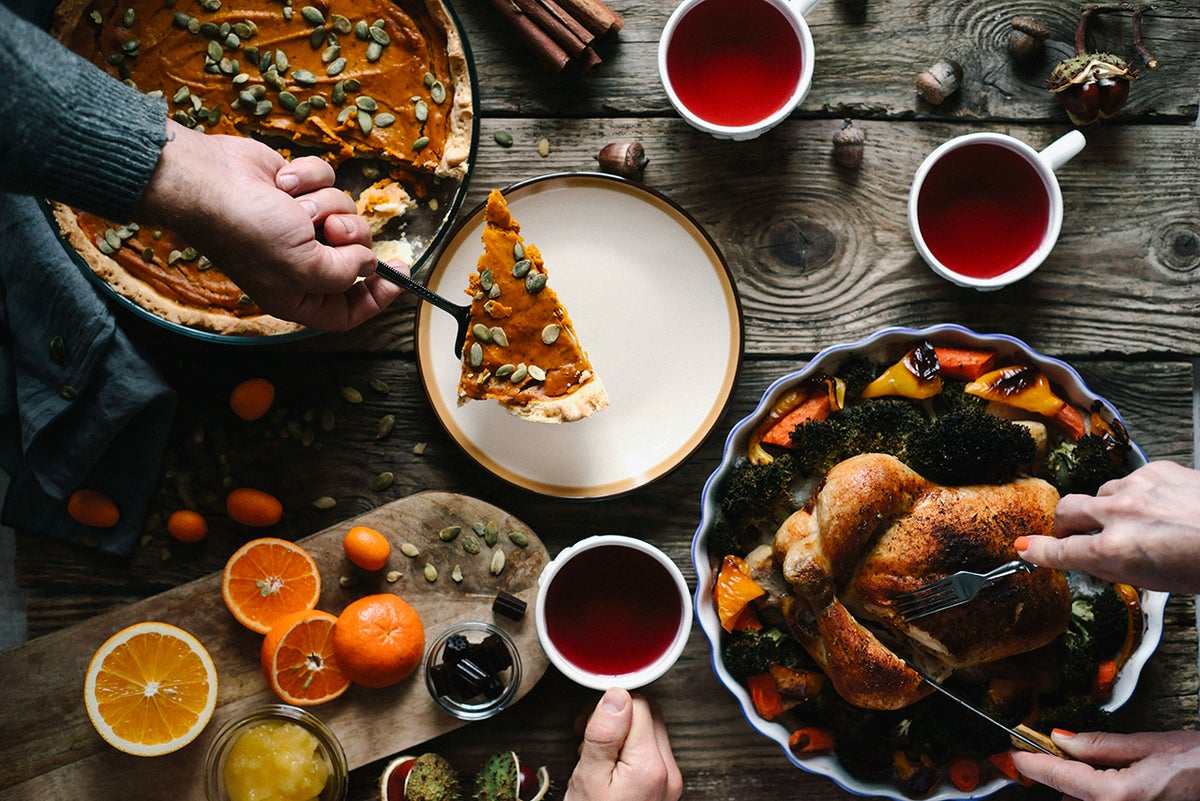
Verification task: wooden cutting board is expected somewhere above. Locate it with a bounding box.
[0,491,550,801]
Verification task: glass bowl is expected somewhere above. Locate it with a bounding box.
[424,621,522,720]
[204,704,348,801]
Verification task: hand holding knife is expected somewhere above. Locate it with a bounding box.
[906,662,1069,759]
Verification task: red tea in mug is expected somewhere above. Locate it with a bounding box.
[665,0,803,128]
[543,544,684,675]
[916,143,1051,280]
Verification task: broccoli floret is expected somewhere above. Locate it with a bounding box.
[716,454,802,556]
[803,695,898,782]
[1044,434,1128,496]
[1040,694,1113,734]
[789,398,926,475]
[905,405,1037,485]
[903,692,1011,761]
[1055,597,1110,693]
[1091,584,1131,658]
[836,357,881,400]
[929,379,986,416]
[721,627,806,679]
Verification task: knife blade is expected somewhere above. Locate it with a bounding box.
[909,665,1068,759]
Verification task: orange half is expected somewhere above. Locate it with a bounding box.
[222,537,322,634]
[261,609,350,706]
[84,621,218,756]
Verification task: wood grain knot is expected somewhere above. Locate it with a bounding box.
[1154,222,1200,274]
[767,219,836,271]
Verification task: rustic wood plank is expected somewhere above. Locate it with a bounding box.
[206,115,1200,359]
[453,0,1200,121]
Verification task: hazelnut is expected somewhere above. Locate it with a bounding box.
[1009,16,1049,65]
[915,60,963,105]
[597,141,649,181]
[832,120,865,168]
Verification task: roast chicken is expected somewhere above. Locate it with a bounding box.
[771,453,1071,710]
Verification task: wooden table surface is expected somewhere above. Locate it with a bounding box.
[6,0,1200,799]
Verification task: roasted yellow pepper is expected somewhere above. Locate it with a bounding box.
[965,366,1066,415]
[860,342,942,400]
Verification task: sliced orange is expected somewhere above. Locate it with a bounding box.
[222,537,322,634]
[261,609,350,706]
[84,621,218,756]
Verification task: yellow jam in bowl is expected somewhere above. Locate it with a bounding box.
[205,705,348,801]
[224,720,329,801]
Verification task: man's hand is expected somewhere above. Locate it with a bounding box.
[564,688,682,801]
[134,120,401,331]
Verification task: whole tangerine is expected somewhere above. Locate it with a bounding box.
[230,378,275,421]
[332,594,424,689]
[226,487,283,527]
[67,489,119,528]
[167,510,209,542]
[342,526,391,571]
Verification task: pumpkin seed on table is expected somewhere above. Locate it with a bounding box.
[312,496,336,510]
[376,414,396,439]
[339,386,363,404]
[372,471,394,491]
[424,563,438,582]
[493,129,514,147]
[489,549,506,576]
[401,542,420,557]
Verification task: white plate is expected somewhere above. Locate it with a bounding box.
[692,323,1167,801]
[416,173,743,498]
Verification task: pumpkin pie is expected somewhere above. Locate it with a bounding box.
[50,0,473,336]
[457,190,608,423]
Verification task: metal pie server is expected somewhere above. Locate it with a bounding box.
[374,260,471,358]
[908,663,1068,758]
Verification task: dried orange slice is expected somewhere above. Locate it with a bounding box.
[84,621,218,756]
[222,537,322,634]
[261,609,350,706]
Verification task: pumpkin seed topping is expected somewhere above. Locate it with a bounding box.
[490,327,509,347]
[511,259,531,278]
[541,324,561,344]
[527,365,546,382]
[299,5,324,25]
[525,272,547,294]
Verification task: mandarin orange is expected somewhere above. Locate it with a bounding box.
[222,537,321,634]
[261,609,350,706]
[332,594,425,689]
[342,526,391,571]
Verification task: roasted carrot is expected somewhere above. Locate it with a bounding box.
[759,393,833,448]
[746,672,785,720]
[934,347,998,380]
[788,726,835,753]
[768,663,827,704]
[1092,659,1119,701]
[987,752,1033,786]
[714,555,766,633]
[1053,403,1087,440]
[948,758,980,792]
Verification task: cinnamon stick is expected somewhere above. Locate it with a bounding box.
[512,0,590,58]
[483,0,571,71]
[554,0,624,38]
[535,0,596,46]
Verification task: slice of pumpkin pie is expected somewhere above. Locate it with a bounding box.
[457,190,608,423]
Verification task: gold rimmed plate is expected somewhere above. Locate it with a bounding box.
[416,173,743,498]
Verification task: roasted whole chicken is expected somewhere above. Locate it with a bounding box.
[770,453,1071,710]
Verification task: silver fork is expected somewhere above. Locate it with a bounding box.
[893,559,1036,620]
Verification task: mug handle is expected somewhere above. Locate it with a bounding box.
[1037,129,1087,172]
[790,0,822,16]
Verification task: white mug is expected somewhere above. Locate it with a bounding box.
[658,0,819,141]
[535,535,692,690]
[909,130,1086,290]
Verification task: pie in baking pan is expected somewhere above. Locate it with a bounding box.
[50,0,473,336]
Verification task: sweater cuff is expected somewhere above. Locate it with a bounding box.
[42,74,168,222]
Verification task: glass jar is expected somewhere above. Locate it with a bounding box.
[424,621,522,720]
[204,704,348,801]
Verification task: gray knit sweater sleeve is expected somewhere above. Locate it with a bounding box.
[0,1,168,221]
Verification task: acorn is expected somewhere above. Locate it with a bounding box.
[832,120,865,168]
[1008,16,1049,66]
[596,141,649,181]
[915,60,963,105]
